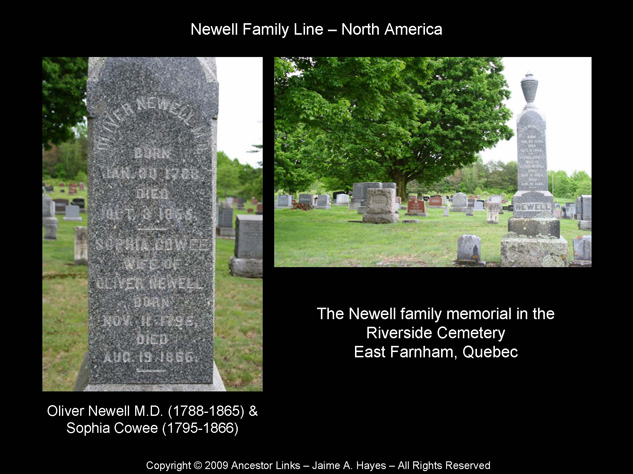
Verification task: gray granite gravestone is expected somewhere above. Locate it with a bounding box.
[315,194,331,209]
[217,201,235,238]
[349,183,364,210]
[74,226,88,265]
[571,235,592,266]
[63,204,82,221]
[578,195,592,230]
[42,194,58,241]
[451,192,468,212]
[487,202,501,224]
[501,72,567,267]
[276,194,292,208]
[298,194,314,205]
[75,57,224,391]
[228,214,263,278]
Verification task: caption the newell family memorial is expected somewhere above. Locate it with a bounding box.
[75,57,225,391]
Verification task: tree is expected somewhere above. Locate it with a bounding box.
[274,57,514,198]
[42,57,89,149]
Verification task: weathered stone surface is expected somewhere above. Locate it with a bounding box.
[487,202,501,224]
[500,232,568,267]
[81,57,221,389]
[276,194,292,208]
[63,205,82,221]
[507,213,560,238]
[74,226,88,265]
[42,217,58,241]
[362,188,399,224]
[228,256,263,278]
[315,194,331,209]
[573,235,592,261]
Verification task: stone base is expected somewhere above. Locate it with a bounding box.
[362,213,399,224]
[74,353,226,391]
[332,203,348,207]
[500,233,568,267]
[578,220,592,230]
[405,212,428,217]
[63,217,82,221]
[216,227,235,238]
[451,207,468,213]
[228,256,263,278]
[314,206,331,210]
[508,215,560,238]
[570,260,592,267]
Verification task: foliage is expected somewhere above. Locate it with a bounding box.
[42,57,89,149]
[274,57,514,198]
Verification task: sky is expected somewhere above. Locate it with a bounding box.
[215,57,263,168]
[479,57,592,177]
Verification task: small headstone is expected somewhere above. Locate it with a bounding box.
[406,198,428,216]
[457,235,481,263]
[217,201,235,238]
[229,214,263,278]
[443,206,449,217]
[42,194,58,241]
[315,194,331,209]
[578,195,592,230]
[465,207,474,216]
[71,197,86,211]
[571,235,592,266]
[362,188,399,224]
[74,226,88,265]
[79,182,86,191]
[256,202,263,215]
[299,194,314,205]
[53,198,69,214]
[428,196,443,208]
[451,192,468,212]
[487,202,501,224]
[334,193,349,206]
[474,200,485,211]
[63,204,82,221]
[276,194,292,208]
[251,197,258,205]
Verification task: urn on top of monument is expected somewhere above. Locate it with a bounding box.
[521,71,538,105]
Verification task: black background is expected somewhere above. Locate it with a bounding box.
[35,11,603,473]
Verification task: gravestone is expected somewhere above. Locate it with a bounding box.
[53,198,69,215]
[362,188,399,224]
[229,214,263,278]
[276,194,292,208]
[74,226,88,265]
[570,235,592,266]
[79,182,86,191]
[251,197,258,205]
[465,207,474,216]
[299,194,314,205]
[457,235,482,264]
[42,194,58,240]
[487,202,501,224]
[428,196,443,208]
[256,202,263,215]
[315,194,331,209]
[356,182,381,214]
[217,201,235,238]
[349,183,364,210]
[75,57,224,391]
[406,198,428,216]
[71,197,86,212]
[578,195,592,230]
[334,193,349,206]
[443,206,449,217]
[451,192,468,212]
[501,72,567,267]
[474,200,486,212]
[63,204,82,221]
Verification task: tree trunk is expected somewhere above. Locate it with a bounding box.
[390,171,408,200]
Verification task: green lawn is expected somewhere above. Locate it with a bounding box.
[42,191,262,391]
[273,204,590,267]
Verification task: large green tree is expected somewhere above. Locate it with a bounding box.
[42,57,89,149]
[274,57,514,198]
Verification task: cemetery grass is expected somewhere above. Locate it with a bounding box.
[42,200,263,391]
[274,206,591,267]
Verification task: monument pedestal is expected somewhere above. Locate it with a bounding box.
[42,217,58,240]
[500,214,567,267]
[74,353,226,391]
